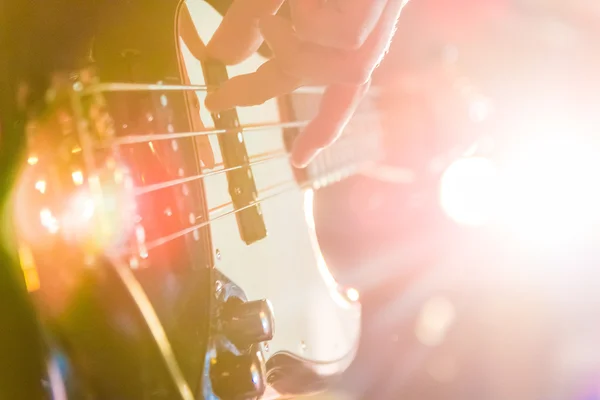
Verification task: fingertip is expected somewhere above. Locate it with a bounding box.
[205,44,247,66]
[290,122,331,169]
[204,92,223,113]
[291,148,320,169]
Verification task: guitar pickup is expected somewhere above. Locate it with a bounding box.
[202,58,267,245]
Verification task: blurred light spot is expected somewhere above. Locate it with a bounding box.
[40,208,59,234]
[499,135,600,245]
[18,244,40,292]
[415,296,456,347]
[129,257,139,269]
[35,180,47,194]
[135,225,146,244]
[440,157,498,226]
[70,193,95,221]
[113,169,124,184]
[139,245,149,260]
[71,170,84,186]
[28,156,39,165]
[346,287,360,302]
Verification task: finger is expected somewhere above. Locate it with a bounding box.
[207,0,285,65]
[179,4,209,61]
[259,14,392,85]
[290,0,388,50]
[204,59,303,112]
[291,81,370,168]
[356,0,409,71]
[259,15,357,84]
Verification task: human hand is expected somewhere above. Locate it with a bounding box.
[205,0,409,167]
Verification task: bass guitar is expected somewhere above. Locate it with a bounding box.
[4,1,383,398]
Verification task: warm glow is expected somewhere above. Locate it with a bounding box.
[27,156,39,165]
[346,287,360,302]
[439,157,498,226]
[18,244,40,292]
[35,180,47,194]
[439,133,600,246]
[304,189,359,309]
[498,135,600,244]
[40,208,60,234]
[72,170,84,186]
[415,296,456,347]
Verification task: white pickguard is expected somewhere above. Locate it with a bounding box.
[179,1,361,370]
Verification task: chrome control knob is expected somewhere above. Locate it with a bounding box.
[221,299,274,348]
[210,349,266,400]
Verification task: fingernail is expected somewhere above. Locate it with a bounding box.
[291,148,321,169]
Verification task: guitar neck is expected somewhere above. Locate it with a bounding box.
[280,93,383,190]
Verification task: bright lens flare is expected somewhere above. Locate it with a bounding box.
[500,136,600,244]
[439,135,600,246]
[439,157,498,226]
[39,208,60,234]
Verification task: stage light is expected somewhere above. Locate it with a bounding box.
[439,157,499,227]
[498,135,600,245]
[439,132,600,248]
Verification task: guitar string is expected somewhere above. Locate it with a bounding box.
[79,83,372,397]
[132,130,372,196]
[207,178,296,214]
[141,161,368,253]
[109,120,311,146]
[83,82,380,253]
[134,150,288,196]
[108,111,378,146]
[118,124,379,251]
[82,82,381,96]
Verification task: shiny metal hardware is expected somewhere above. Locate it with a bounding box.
[221,299,274,348]
[210,349,266,400]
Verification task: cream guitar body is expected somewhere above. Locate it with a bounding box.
[180,0,361,375]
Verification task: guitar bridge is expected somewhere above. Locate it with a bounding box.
[202,58,267,245]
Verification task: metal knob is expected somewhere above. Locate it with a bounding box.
[210,349,266,400]
[221,299,274,348]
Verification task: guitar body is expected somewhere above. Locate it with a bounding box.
[3,0,380,398]
[180,0,361,372]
